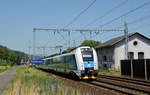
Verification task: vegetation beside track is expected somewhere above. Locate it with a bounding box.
[2,66,85,95]
[99,70,121,77]
[0,65,15,73]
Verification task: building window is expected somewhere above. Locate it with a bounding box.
[138,52,144,59]
[103,56,107,62]
[108,56,113,62]
[128,52,134,59]
[133,41,138,46]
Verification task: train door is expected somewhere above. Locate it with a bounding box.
[64,56,67,72]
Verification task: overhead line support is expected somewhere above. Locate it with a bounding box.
[32,22,128,59]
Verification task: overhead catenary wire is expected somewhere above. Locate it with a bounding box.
[83,0,128,28]
[87,0,150,41]
[43,32,53,47]
[63,0,97,29]
[87,24,126,40]
[98,0,150,28]
[128,14,150,25]
[117,14,150,26]
[39,32,65,56]
[75,0,128,43]
[57,32,67,41]
[56,0,97,47]
[80,0,128,41]
[131,23,150,31]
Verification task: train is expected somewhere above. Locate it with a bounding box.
[38,46,99,79]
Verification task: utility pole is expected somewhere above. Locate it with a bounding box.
[35,46,64,56]
[33,28,36,59]
[42,47,46,57]
[68,32,71,48]
[56,45,63,54]
[73,40,76,47]
[28,40,31,60]
[124,21,128,60]
[90,32,92,40]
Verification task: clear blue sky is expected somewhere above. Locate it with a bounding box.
[0,0,150,56]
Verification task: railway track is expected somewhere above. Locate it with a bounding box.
[37,68,150,95]
[92,75,150,95]
[83,78,150,95]
[99,75,150,86]
[84,80,136,95]
[83,79,149,95]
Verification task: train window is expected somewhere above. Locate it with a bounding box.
[81,48,92,52]
[45,59,50,64]
[64,55,77,70]
[70,55,77,70]
[66,56,71,63]
[49,59,51,64]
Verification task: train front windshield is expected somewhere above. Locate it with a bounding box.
[81,48,93,61]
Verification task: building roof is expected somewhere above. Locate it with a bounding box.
[95,32,150,49]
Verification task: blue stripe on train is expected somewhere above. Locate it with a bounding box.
[83,61,94,68]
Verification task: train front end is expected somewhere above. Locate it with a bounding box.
[76,46,98,79]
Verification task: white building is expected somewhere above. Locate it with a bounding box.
[95,32,150,71]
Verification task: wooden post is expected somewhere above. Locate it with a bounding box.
[131,59,133,78]
[145,59,147,80]
[120,60,122,76]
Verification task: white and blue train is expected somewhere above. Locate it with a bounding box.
[38,46,98,79]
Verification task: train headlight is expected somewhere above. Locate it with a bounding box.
[94,63,96,67]
[81,64,83,67]
[81,64,84,69]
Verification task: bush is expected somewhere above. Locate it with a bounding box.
[0,60,7,66]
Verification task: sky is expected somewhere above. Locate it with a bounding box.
[0,0,150,56]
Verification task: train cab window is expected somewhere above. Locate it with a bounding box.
[81,48,93,61]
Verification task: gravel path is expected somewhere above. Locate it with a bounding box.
[0,67,17,95]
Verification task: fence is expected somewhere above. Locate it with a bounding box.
[120,59,150,80]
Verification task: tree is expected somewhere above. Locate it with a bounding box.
[0,45,9,60]
[67,47,75,50]
[8,51,16,63]
[81,40,101,47]
[0,44,28,65]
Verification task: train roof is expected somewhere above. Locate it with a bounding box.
[62,46,92,54]
[43,46,92,59]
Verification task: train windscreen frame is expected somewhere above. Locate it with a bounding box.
[81,48,93,61]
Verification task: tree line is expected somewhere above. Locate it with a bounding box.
[0,45,28,66]
[67,40,102,50]
[81,40,101,47]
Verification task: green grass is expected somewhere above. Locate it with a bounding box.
[0,66,15,73]
[99,70,121,77]
[2,66,87,95]
[0,59,15,73]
